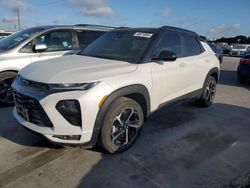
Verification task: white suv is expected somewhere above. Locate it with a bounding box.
[0,24,114,106]
[12,26,220,153]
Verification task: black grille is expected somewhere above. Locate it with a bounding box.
[13,91,53,128]
[17,76,50,91]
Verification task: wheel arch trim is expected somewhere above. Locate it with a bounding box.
[87,84,151,146]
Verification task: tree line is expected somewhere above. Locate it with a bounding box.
[214,35,250,44]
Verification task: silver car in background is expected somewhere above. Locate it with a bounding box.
[0,31,13,40]
[0,24,115,106]
[230,44,250,56]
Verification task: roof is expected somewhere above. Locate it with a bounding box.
[23,24,116,31]
[74,24,116,30]
[113,27,158,33]
[160,26,197,36]
[113,25,198,36]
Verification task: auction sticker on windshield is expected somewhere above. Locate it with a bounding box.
[134,32,153,38]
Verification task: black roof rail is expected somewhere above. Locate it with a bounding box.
[160,25,197,36]
[74,24,116,29]
[117,27,130,29]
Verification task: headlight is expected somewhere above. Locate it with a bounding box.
[49,81,100,91]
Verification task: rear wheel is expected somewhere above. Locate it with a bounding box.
[0,71,17,107]
[98,97,144,153]
[198,76,217,107]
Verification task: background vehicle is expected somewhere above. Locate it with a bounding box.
[208,43,223,63]
[12,26,220,153]
[0,24,114,106]
[237,54,250,83]
[0,31,13,40]
[216,42,231,55]
[230,44,250,57]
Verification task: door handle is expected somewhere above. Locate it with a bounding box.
[180,62,186,67]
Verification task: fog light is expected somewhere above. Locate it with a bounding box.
[56,100,82,127]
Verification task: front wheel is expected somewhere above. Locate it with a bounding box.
[198,76,217,107]
[0,72,17,107]
[98,97,144,154]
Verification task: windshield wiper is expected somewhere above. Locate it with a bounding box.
[86,54,116,61]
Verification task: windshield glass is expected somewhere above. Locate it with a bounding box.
[0,28,46,51]
[79,30,155,63]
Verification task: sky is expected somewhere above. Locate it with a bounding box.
[0,0,249,39]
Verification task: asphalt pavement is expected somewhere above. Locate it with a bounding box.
[0,56,250,188]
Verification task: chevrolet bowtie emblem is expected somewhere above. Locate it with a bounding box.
[22,79,29,86]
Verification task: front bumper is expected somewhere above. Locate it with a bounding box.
[12,79,112,145]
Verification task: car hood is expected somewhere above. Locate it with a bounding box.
[19,55,138,83]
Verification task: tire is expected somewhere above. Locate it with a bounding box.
[198,76,217,107]
[0,71,17,107]
[98,97,144,154]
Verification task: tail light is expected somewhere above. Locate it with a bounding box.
[240,58,250,65]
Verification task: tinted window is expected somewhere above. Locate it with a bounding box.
[244,55,250,59]
[80,30,155,63]
[157,33,182,57]
[36,30,73,52]
[0,33,10,37]
[20,30,73,53]
[0,28,45,51]
[76,30,105,49]
[183,35,203,56]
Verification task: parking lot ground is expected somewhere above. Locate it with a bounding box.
[0,56,250,188]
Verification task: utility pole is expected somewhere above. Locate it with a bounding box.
[17,5,21,31]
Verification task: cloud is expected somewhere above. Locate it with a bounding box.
[0,0,35,12]
[2,16,17,23]
[207,24,241,38]
[68,0,114,17]
[80,6,113,17]
[53,16,67,24]
[157,8,171,17]
[148,7,171,26]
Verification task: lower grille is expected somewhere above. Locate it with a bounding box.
[13,91,53,128]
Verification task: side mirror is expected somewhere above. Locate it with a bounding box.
[151,50,177,61]
[34,44,47,52]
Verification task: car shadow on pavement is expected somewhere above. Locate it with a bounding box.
[1,103,250,187]
[0,107,56,148]
[76,103,250,188]
[219,70,250,89]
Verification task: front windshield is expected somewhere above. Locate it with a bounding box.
[0,28,45,51]
[79,30,155,63]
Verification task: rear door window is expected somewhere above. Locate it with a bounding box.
[182,35,203,56]
[156,33,183,57]
[76,30,105,49]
